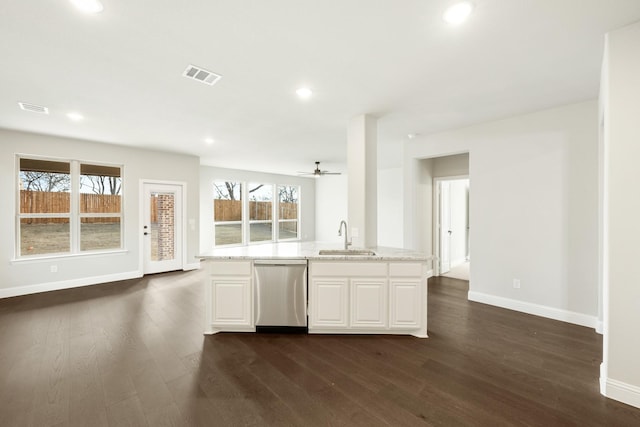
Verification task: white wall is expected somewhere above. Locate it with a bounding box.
[200,166,315,251]
[601,21,640,408]
[315,175,348,243]
[377,167,403,248]
[433,153,470,178]
[404,101,599,328]
[315,168,406,248]
[0,129,200,297]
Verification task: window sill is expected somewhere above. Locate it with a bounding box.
[10,249,129,264]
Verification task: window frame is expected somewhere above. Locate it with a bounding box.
[213,181,301,247]
[277,184,300,242]
[212,180,244,247]
[16,155,124,259]
[247,182,275,245]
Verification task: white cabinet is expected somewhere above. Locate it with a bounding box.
[205,260,254,333]
[310,278,348,328]
[350,279,387,328]
[309,261,427,337]
[210,277,251,327]
[389,279,421,329]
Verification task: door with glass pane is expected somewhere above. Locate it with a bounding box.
[143,183,183,274]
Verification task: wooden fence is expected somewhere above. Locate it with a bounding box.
[19,191,298,224]
[20,190,121,223]
[214,200,298,221]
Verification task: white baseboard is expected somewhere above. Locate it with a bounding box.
[183,262,201,271]
[0,270,143,299]
[426,269,434,279]
[595,320,604,335]
[468,290,598,329]
[602,377,640,409]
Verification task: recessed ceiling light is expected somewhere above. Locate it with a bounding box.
[205,138,215,144]
[69,0,104,14]
[296,87,313,99]
[67,112,84,121]
[443,1,474,25]
[407,133,419,139]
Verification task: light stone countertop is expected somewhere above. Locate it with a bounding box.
[198,241,430,261]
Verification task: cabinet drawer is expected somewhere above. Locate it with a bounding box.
[389,263,423,277]
[209,261,252,276]
[311,262,387,277]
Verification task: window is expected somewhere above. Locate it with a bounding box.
[19,159,71,256]
[213,181,301,246]
[248,183,273,243]
[17,157,123,257]
[79,164,122,251]
[278,185,299,240]
[213,181,242,245]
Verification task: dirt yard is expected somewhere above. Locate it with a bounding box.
[20,223,121,256]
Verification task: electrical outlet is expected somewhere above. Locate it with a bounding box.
[50,265,58,273]
[513,279,520,289]
[351,227,359,238]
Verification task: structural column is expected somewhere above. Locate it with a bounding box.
[347,114,377,248]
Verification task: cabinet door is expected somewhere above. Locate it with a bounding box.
[210,278,251,326]
[350,279,387,328]
[389,279,421,329]
[310,278,348,328]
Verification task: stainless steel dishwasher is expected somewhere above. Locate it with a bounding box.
[254,259,308,331]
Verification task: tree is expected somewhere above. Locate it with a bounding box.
[20,171,70,192]
[214,182,240,200]
[279,186,297,203]
[213,182,265,200]
[80,175,121,195]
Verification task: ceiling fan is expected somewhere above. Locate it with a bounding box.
[298,161,341,177]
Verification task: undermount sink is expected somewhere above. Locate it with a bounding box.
[318,249,376,256]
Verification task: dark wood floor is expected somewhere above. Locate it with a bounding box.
[1,272,639,426]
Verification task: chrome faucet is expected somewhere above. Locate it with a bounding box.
[338,220,352,250]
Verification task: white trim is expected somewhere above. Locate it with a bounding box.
[0,270,142,299]
[11,249,129,264]
[602,377,640,409]
[183,262,201,271]
[595,320,604,335]
[426,269,434,279]
[468,290,598,329]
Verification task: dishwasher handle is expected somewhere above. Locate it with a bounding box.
[254,259,308,266]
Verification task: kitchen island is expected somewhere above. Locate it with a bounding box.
[200,242,430,338]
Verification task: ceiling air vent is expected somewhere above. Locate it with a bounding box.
[182,64,222,86]
[18,102,49,114]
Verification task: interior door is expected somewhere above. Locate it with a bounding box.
[439,181,451,274]
[143,183,183,274]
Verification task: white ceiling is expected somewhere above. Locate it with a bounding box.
[1,1,640,175]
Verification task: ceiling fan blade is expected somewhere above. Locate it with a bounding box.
[298,161,340,176]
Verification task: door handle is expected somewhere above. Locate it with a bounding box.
[448,230,452,235]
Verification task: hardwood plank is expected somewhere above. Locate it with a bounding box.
[105,395,148,427]
[0,269,639,426]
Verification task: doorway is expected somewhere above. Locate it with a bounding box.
[141,181,184,274]
[434,177,469,280]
